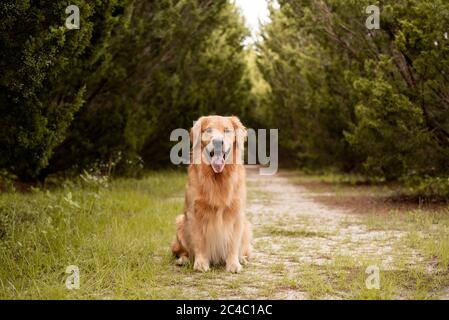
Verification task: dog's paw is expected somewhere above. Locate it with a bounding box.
[193,258,210,272]
[226,260,242,273]
[240,256,249,266]
[175,256,189,266]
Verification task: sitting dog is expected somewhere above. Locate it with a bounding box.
[171,115,252,273]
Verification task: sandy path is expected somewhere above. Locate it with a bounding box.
[243,166,420,299]
[172,167,436,299]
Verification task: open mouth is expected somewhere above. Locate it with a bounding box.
[206,148,230,174]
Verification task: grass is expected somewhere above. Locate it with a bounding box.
[1,169,448,299]
[0,171,186,299]
[352,208,449,271]
[261,226,328,238]
[286,171,449,299]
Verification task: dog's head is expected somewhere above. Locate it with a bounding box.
[191,116,247,174]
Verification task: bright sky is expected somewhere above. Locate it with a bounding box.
[233,0,275,43]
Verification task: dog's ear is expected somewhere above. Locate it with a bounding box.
[190,117,203,147]
[230,116,247,164]
[229,116,247,140]
[191,117,204,164]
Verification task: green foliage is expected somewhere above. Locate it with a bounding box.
[140,1,251,167]
[257,0,449,184]
[1,0,251,180]
[3,0,448,193]
[0,0,132,180]
[402,176,449,201]
[257,2,357,169]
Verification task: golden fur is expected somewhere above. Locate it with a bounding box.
[171,116,252,273]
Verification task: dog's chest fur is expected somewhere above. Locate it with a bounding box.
[203,207,235,264]
[197,171,241,264]
[199,169,238,208]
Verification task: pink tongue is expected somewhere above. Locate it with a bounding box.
[211,155,225,173]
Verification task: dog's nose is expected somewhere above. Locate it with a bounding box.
[212,138,223,153]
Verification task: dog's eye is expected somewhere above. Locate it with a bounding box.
[224,128,232,134]
[205,128,213,134]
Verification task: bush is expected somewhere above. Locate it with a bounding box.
[0,0,131,181]
[257,0,449,184]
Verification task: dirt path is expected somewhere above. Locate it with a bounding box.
[244,167,420,299]
[172,167,444,299]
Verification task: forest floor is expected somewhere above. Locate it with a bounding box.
[0,168,448,299]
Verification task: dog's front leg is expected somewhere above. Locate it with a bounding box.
[190,219,210,272]
[193,252,210,272]
[226,220,243,273]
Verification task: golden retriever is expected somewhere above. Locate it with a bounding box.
[171,115,252,273]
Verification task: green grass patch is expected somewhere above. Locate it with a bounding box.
[261,226,328,238]
[0,171,186,299]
